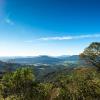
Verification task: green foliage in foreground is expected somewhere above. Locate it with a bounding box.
[56,67,100,100]
[0,67,100,100]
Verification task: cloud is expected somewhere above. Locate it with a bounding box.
[39,34,100,41]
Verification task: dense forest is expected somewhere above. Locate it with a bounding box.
[0,42,100,100]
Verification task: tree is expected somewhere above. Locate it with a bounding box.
[1,67,36,100]
[80,42,100,70]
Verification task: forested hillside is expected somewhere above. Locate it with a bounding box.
[0,42,99,100]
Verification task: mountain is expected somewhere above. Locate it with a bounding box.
[6,56,61,65]
[0,61,21,71]
[0,55,83,80]
[4,55,79,65]
[58,55,79,61]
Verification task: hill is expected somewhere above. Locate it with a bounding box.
[1,55,79,65]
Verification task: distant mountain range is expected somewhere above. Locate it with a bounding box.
[0,55,79,65]
[0,61,20,71]
[0,55,85,80]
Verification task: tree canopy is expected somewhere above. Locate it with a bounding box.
[80,42,100,70]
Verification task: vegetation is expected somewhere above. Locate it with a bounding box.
[80,42,100,71]
[0,42,99,100]
[0,67,100,100]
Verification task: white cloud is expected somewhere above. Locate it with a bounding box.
[39,34,100,41]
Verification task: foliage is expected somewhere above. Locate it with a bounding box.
[0,67,100,100]
[80,42,100,70]
[57,67,100,100]
[0,67,35,100]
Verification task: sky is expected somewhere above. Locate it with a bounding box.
[0,0,100,56]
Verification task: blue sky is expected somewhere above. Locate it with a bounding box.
[0,0,100,56]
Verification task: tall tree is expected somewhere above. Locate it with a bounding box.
[80,42,100,70]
